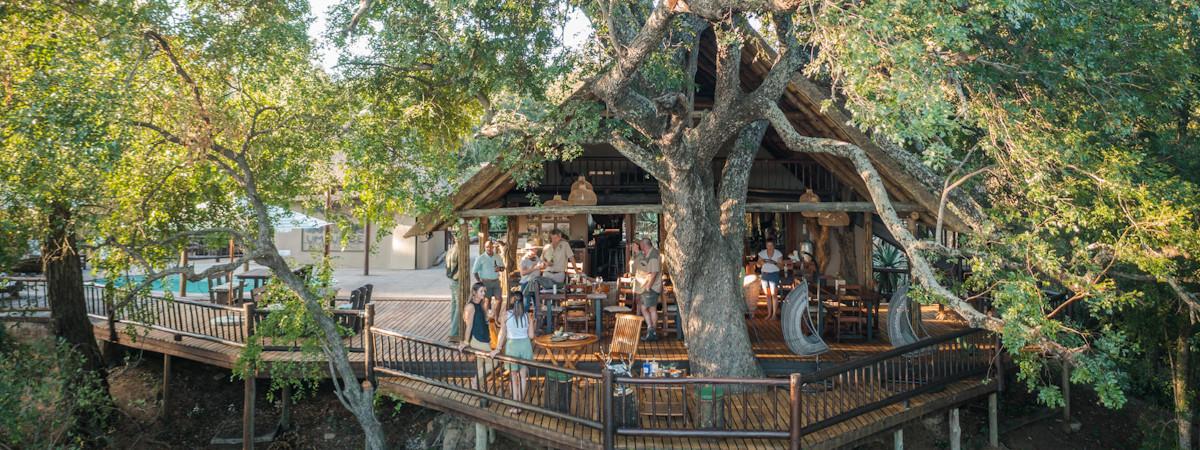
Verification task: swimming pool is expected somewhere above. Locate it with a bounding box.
[93,275,253,295]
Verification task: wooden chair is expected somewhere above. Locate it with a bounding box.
[207,272,244,305]
[596,314,643,366]
[603,278,635,329]
[833,295,869,342]
[616,276,636,307]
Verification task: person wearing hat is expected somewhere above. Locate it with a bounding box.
[517,242,541,310]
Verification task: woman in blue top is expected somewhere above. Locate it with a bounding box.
[458,283,493,388]
[491,292,533,414]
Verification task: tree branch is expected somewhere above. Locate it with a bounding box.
[718,121,768,237]
[342,0,374,38]
[609,131,667,180]
[591,3,676,100]
[936,164,992,244]
[144,30,213,141]
[764,103,1000,330]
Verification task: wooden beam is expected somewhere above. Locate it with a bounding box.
[462,204,662,218]
[988,393,999,448]
[243,374,255,450]
[458,202,922,218]
[454,220,471,341]
[363,220,370,276]
[162,354,172,420]
[504,216,517,280]
[949,407,961,450]
[280,383,292,431]
[179,250,188,297]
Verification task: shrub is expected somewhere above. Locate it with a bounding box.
[0,330,110,448]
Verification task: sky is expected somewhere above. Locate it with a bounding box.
[305,0,592,73]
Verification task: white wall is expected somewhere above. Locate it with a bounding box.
[273,215,446,271]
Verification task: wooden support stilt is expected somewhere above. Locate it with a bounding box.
[451,220,470,342]
[893,428,903,450]
[161,354,172,420]
[280,383,292,431]
[949,407,961,450]
[474,422,488,450]
[243,302,256,450]
[179,249,189,297]
[989,392,1000,448]
[243,375,256,450]
[363,220,371,276]
[1062,361,1072,433]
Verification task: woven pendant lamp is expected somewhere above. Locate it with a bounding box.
[798,188,821,218]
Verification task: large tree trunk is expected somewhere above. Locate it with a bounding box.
[659,123,768,378]
[1172,316,1195,450]
[42,204,105,377]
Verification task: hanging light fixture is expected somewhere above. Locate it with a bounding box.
[818,211,851,227]
[798,188,822,218]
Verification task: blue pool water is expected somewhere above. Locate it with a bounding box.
[94,275,252,294]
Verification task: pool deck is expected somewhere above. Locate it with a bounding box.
[84,263,452,301]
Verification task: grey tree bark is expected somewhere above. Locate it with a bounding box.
[132,30,389,449]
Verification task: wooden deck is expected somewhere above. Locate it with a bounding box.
[84,298,964,376]
[1,291,996,449]
[378,373,995,450]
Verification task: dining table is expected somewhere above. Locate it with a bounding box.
[537,286,606,337]
[532,333,599,369]
[235,268,272,290]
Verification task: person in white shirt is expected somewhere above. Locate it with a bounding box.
[491,292,533,414]
[756,238,784,320]
[539,229,575,286]
[517,244,541,310]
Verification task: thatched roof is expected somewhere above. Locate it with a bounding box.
[405,30,983,238]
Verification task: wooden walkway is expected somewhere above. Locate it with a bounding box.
[3,290,997,449]
[379,374,995,450]
[84,298,963,375]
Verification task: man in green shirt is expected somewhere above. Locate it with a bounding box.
[472,240,502,305]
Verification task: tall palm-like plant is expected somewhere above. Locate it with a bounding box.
[872,237,908,298]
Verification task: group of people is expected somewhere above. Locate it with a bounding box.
[456,229,668,411]
[458,228,577,414]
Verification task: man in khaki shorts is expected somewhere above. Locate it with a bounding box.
[634,238,662,341]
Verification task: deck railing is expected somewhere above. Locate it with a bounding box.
[370,325,605,429]
[79,283,367,351]
[87,283,250,346]
[793,327,995,437]
[366,325,997,450]
[1,276,49,311]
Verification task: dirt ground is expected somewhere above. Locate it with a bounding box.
[103,350,529,449]
[852,380,1169,450]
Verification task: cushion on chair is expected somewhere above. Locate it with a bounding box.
[604,305,632,313]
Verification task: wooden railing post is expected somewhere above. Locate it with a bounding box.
[994,332,1005,392]
[243,302,256,342]
[365,303,376,387]
[602,368,615,450]
[790,373,802,450]
[104,289,118,342]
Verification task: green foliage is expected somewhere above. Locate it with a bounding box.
[0,0,148,265]
[234,259,340,401]
[0,333,111,448]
